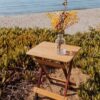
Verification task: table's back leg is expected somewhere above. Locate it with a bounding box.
[34,68,43,100]
[37,68,43,87]
[41,65,53,84]
[36,58,52,83]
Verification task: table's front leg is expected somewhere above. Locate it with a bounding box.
[63,60,73,96]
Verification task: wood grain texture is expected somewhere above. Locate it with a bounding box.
[33,87,67,100]
[27,41,81,63]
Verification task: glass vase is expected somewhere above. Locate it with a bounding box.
[55,33,65,55]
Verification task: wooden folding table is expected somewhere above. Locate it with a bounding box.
[26,41,81,100]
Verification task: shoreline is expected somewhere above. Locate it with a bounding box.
[0,8,100,34]
[0,7,99,17]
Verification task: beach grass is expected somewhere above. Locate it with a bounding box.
[0,27,100,100]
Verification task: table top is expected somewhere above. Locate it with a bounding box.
[26,41,81,63]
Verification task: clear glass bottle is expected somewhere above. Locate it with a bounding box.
[55,33,65,55]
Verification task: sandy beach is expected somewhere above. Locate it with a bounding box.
[0,8,100,34]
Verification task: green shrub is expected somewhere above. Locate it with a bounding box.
[0,27,100,100]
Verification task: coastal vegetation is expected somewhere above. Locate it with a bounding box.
[0,27,100,100]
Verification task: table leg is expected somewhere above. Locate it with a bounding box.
[63,60,73,96]
[37,68,43,87]
[36,58,52,83]
[41,65,53,83]
[62,67,68,80]
[34,68,43,100]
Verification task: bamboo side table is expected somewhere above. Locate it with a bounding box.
[27,41,81,100]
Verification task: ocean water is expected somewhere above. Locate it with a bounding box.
[0,0,100,15]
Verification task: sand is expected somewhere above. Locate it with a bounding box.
[0,8,100,34]
[27,67,89,100]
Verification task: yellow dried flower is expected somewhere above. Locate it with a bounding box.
[48,10,78,32]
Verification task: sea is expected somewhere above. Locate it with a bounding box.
[0,0,100,15]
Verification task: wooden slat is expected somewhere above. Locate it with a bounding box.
[36,58,64,68]
[33,87,67,100]
[49,76,76,86]
[50,76,66,83]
